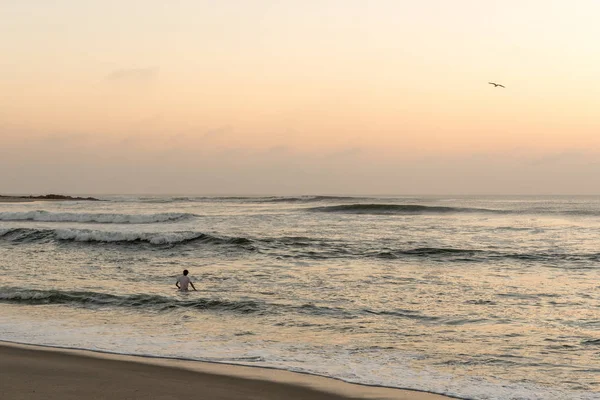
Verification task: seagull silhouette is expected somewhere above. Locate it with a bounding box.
[488,82,505,88]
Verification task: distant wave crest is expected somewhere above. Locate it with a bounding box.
[258,196,365,203]
[308,204,501,214]
[0,211,196,224]
[123,195,366,204]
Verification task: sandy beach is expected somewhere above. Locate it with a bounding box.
[0,342,453,400]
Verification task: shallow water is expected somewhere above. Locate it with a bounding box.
[1,196,599,399]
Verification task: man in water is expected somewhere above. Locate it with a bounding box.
[176,269,197,291]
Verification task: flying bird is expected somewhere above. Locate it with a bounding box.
[488,82,505,88]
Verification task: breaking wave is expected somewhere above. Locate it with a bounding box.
[1,228,598,266]
[0,228,253,247]
[0,211,196,224]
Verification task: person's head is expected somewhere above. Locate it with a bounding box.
[183,269,189,276]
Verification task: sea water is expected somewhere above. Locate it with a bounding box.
[0,196,598,400]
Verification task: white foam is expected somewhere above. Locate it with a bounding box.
[0,211,195,224]
[53,229,204,244]
[0,314,597,400]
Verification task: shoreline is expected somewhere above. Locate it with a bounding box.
[0,340,455,400]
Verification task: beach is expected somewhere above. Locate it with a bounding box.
[0,342,451,400]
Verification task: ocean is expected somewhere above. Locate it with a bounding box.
[0,195,598,400]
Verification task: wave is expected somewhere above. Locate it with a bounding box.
[370,247,600,263]
[0,288,347,318]
[374,247,481,258]
[0,211,196,224]
[0,287,433,321]
[0,288,262,313]
[1,228,598,265]
[257,196,366,203]
[309,203,600,217]
[0,228,253,247]
[308,204,502,215]
[108,195,369,204]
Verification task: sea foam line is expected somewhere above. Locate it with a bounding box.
[0,211,196,224]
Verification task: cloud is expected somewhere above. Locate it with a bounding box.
[106,67,158,82]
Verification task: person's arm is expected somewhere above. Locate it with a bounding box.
[175,278,180,289]
[190,281,197,291]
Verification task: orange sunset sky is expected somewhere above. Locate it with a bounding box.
[1,1,599,194]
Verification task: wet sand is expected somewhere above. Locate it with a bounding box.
[0,342,454,400]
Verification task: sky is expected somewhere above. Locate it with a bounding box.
[1,0,599,195]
